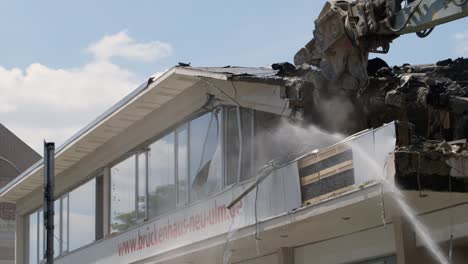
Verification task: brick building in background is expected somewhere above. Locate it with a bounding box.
[0,124,40,264]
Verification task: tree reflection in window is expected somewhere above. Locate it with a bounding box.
[110,156,136,233]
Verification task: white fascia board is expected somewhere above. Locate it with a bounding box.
[0,67,178,203]
[174,67,229,81]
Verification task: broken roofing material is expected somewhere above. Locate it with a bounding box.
[279,58,468,141]
[395,140,468,193]
[266,57,468,198]
[360,58,468,141]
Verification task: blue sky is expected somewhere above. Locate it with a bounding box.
[0,0,467,152]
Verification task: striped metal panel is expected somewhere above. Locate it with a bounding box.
[298,143,355,205]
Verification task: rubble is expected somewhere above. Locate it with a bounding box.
[360,57,468,141]
[277,57,468,194]
[394,140,468,193]
[281,57,468,141]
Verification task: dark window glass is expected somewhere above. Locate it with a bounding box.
[224,106,240,186]
[254,110,284,166]
[148,133,176,218]
[240,108,254,182]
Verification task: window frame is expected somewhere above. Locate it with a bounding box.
[26,105,274,263]
[24,191,77,262]
[175,123,190,207]
[105,105,263,234]
[109,151,147,233]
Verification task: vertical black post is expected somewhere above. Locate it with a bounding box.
[44,142,55,264]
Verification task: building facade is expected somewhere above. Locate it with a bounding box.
[0,66,467,264]
[0,124,41,264]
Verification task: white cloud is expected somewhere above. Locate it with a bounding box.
[86,31,173,62]
[0,32,171,153]
[454,30,468,56]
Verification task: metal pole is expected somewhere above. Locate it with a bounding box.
[44,142,55,264]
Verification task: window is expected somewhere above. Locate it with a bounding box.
[68,179,96,251]
[25,195,69,263]
[53,200,60,258]
[239,108,254,182]
[24,106,288,264]
[38,210,44,262]
[254,110,285,166]
[111,155,136,233]
[110,153,147,233]
[137,152,147,219]
[176,125,189,206]
[224,106,240,186]
[189,111,223,201]
[61,194,68,253]
[148,132,176,218]
[26,211,38,264]
[224,107,255,184]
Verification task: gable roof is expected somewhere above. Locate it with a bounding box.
[0,124,41,187]
[0,66,284,203]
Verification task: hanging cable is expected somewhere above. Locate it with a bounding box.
[416,27,434,38]
[386,0,423,33]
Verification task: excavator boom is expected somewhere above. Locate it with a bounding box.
[294,0,467,95]
[392,0,468,35]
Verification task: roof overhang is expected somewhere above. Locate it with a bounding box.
[0,66,284,203]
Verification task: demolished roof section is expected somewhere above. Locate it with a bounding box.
[280,58,468,142]
[394,140,468,193]
[360,58,468,141]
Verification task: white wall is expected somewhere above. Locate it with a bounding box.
[235,253,278,264]
[294,225,396,264]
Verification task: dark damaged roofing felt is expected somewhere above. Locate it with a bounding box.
[178,66,279,78]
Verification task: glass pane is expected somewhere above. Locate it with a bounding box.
[27,212,38,264]
[38,210,44,262]
[62,195,68,253]
[148,133,176,218]
[110,155,136,233]
[240,108,254,182]
[68,179,95,251]
[137,153,147,220]
[224,107,240,186]
[190,111,222,201]
[54,200,60,257]
[177,126,189,206]
[254,110,283,167]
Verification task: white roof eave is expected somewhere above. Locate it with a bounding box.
[0,67,232,203]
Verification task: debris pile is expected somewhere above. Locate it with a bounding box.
[282,57,468,141]
[394,139,468,193]
[359,58,468,141]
